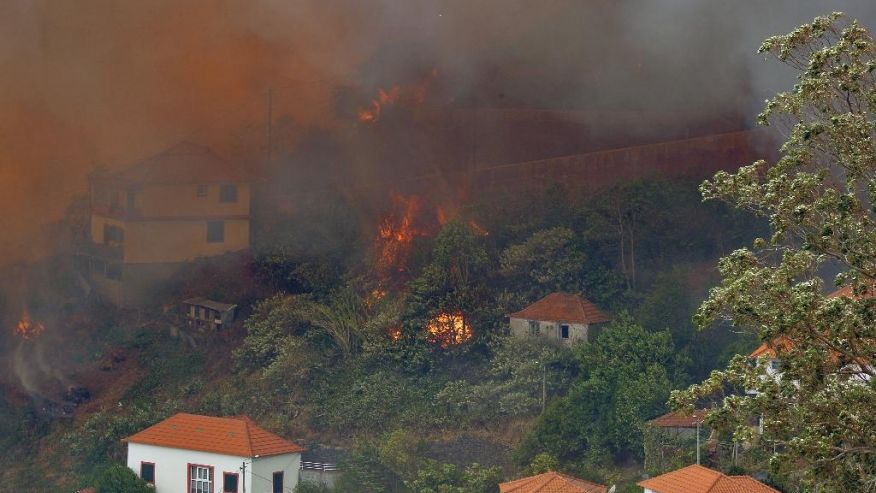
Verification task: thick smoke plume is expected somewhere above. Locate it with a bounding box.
[1,0,876,264]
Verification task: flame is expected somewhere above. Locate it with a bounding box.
[388,326,403,341]
[376,194,425,273]
[426,312,472,347]
[14,307,45,340]
[357,70,438,124]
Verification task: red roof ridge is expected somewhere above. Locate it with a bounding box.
[499,471,606,493]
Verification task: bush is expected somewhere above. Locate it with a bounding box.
[94,463,152,493]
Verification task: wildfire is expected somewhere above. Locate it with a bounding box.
[14,308,45,340]
[377,194,425,273]
[357,69,438,124]
[426,312,472,347]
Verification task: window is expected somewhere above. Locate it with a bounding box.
[223,472,239,493]
[140,462,155,484]
[103,224,124,245]
[219,184,238,203]
[207,220,225,243]
[272,471,284,493]
[528,320,540,336]
[560,324,570,339]
[197,184,208,197]
[189,464,213,493]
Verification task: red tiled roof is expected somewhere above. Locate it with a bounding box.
[638,464,778,493]
[649,409,709,428]
[123,413,305,458]
[104,142,247,185]
[509,293,610,324]
[500,471,607,493]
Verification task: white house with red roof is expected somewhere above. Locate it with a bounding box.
[123,413,304,493]
[509,292,610,345]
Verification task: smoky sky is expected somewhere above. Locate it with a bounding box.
[1,0,876,262]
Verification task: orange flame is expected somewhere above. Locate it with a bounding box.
[388,326,403,341]
[357,70,438,124]
[14,307,45,340]
[426,312,472,347]
[376,194,424,273]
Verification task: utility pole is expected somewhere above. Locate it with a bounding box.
[241,461,247,493]
[541,363,547,414]
[696,421,701,465]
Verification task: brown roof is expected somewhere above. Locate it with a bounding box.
[103,142,247,185]
[649,409,709,428]
[638,465,779,493]
[509,293,610,324]
[500,471,607,493]
[123,413,305,458]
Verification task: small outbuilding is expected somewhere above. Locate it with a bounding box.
[183,297,238,330]
[509,292,610,345]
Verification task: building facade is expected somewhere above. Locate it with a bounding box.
[124,413,304,493]
[84,142,250,305]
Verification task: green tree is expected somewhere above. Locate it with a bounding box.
[500,227,586,295]
[671,13,876,491]
[405,221,491,344]
[518,315,678,466]
[94,464,153,493]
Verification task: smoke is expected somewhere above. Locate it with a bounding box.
[2,0,876,263]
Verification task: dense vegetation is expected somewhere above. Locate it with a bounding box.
[0,175,765,492]
[18,12,876,492]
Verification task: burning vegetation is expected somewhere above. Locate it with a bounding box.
[357,69,438,123]
[15,307,45,340]
[426,312,472,347]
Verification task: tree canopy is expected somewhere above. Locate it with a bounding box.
[671,12,876,491]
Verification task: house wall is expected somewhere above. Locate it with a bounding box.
[252,453,302,493]
[124,218,249,263]
[126,442,251,493]
[90,214,126,245]
[509,317,589,345]
[137,183,251,218]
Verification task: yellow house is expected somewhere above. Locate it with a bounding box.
[85,142,251,305]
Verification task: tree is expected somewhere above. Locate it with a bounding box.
[518,315,679,466]
[500,227,586,296]
[671,13,876,491]
[94,464,153,493]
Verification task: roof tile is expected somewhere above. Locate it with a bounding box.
[509,293,610,324]
[638,465,779,493]
[499,471,607,493]
[123,413,305,458]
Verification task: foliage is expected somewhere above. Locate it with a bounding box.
[524,453,559,475]
[94,464,153,493]
[518,315,679,466]
[671,13,876,491]
[436,337,574,422]
[405,221,492,343]
[406,461,501,493]
[296,481,337,493]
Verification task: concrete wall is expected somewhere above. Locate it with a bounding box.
[126,442,301,493]
[127,442,251,493]
[509,317,589,345]
[251,453,302,493]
